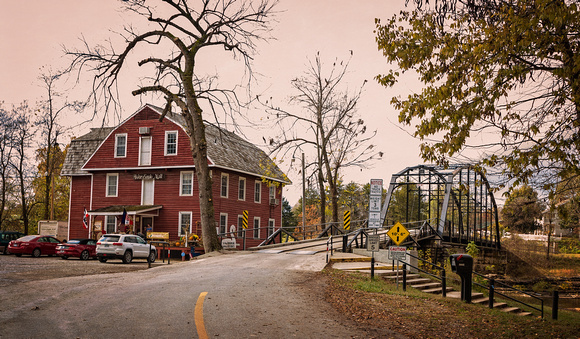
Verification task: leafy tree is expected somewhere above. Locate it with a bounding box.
[0,103,16,230]
[66,0,277,252]
[553,176,580,236]
[264,53,381,228]
[385,182,428,226]
[31,144,70,224]
[375,0,580,191]
[281,197,297,231]
[501,185,545,233]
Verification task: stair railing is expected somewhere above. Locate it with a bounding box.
[400,252,447,297]
[472,271,544,318]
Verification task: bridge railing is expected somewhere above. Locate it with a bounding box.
[399,251,447,297]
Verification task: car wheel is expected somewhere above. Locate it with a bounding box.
[15,253,22,257]
[148,251,156,263]
[122,250,133,264]
[80,250,90,260]
[32,248,41,258]
[61,256,68,260]
[98,257,107,263]
[2,247,7,255]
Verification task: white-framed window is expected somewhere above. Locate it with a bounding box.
[165,131,178,156]
[269,184,276,200]
[219,213,228,235]
[268,219,275,237]
[115,134,127,158]
[254,181,261,203]
[238,177,246,201]
[220,173,229,198]
[106,216,117,234]
[180,171,194,196]
[141,179,154,205]
[237,215,244,237]
[106,173,118,197]
[179,212,192,236]
[253,217,260,239]
[139,136,152,166]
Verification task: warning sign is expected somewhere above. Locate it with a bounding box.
[387,222,410,245]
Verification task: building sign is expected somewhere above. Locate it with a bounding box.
[221,238,237,249]
[368,179,383,228]
[133,173,165,180]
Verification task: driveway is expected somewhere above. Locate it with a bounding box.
[0,251,397,338]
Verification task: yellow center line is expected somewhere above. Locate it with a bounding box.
[195,292,209,339]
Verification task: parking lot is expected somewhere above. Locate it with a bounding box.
[0,254,152,287]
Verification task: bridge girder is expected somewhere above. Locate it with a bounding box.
[379,164,501,249]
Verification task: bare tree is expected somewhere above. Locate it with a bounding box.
[65,0,277,252]
[36,68,85,220]
[0,103,16,230]
[263,53,381,227]
[10,103,37,235]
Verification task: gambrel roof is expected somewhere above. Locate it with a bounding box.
[61,104,290,185]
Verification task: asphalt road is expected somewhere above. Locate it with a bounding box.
[0,251,383,339]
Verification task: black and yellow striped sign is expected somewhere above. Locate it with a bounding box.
[344,210,351,230]
[242,210,248,229]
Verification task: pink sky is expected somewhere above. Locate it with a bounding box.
[0,0,423,204]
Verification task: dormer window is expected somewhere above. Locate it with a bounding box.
[115,134,127,158]
[165,131,178,156]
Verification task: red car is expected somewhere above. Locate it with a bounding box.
[56,239,97,260]
[8,235,61,257]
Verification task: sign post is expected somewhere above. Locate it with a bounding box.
[368,179,383,228]
[367,234,380,279]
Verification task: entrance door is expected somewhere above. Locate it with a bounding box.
[142,179,154,205]
[142,217,153,234]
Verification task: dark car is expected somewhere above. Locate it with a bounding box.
[8,235,61,257]
[56,239,97,260]
[0,231,25,254]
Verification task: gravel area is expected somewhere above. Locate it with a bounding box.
[0,253,152,287]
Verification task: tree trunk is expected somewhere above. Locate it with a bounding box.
[183,100,221,252]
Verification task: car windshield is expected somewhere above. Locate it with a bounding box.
[67,239,82,244]
[18,235,37,242]
[99,235,120,242]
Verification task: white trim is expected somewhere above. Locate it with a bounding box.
[253,217,260,239]
[114,133,127,158]
[165,130,178,156]
[106,173,119,197]
[268,218,275,237]
[220,173,229,198]
[178,211,192,236]
[180,171,194,196]
[141,179,155,205]
[238,177,246,201]
[219,213,228,235]
[254,180,262,203]
[139,136,152,166]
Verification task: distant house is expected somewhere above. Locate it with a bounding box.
[61,104,290,248]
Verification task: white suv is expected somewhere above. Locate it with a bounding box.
[96,234,156,264]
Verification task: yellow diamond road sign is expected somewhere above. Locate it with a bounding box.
[387,222,410,245]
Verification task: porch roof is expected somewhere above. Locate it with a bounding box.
[88,205,163,216]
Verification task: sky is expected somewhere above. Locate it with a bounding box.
[0,0,425,205]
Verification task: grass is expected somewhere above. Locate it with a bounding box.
[323,268,580,339]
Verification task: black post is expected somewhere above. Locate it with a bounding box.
[403,263,407,292]
[148,243,152,268]
[489,278,495,308]
[342,235,348,252]
[441,269,446,298]
[371,256,375,280]
[552,290,559,320]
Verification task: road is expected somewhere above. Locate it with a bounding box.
[0,251,381,339]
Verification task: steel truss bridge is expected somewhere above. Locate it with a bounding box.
[380,164,501,249]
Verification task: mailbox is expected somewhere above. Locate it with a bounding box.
[450,254,473,274]
[450,254,473,303]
